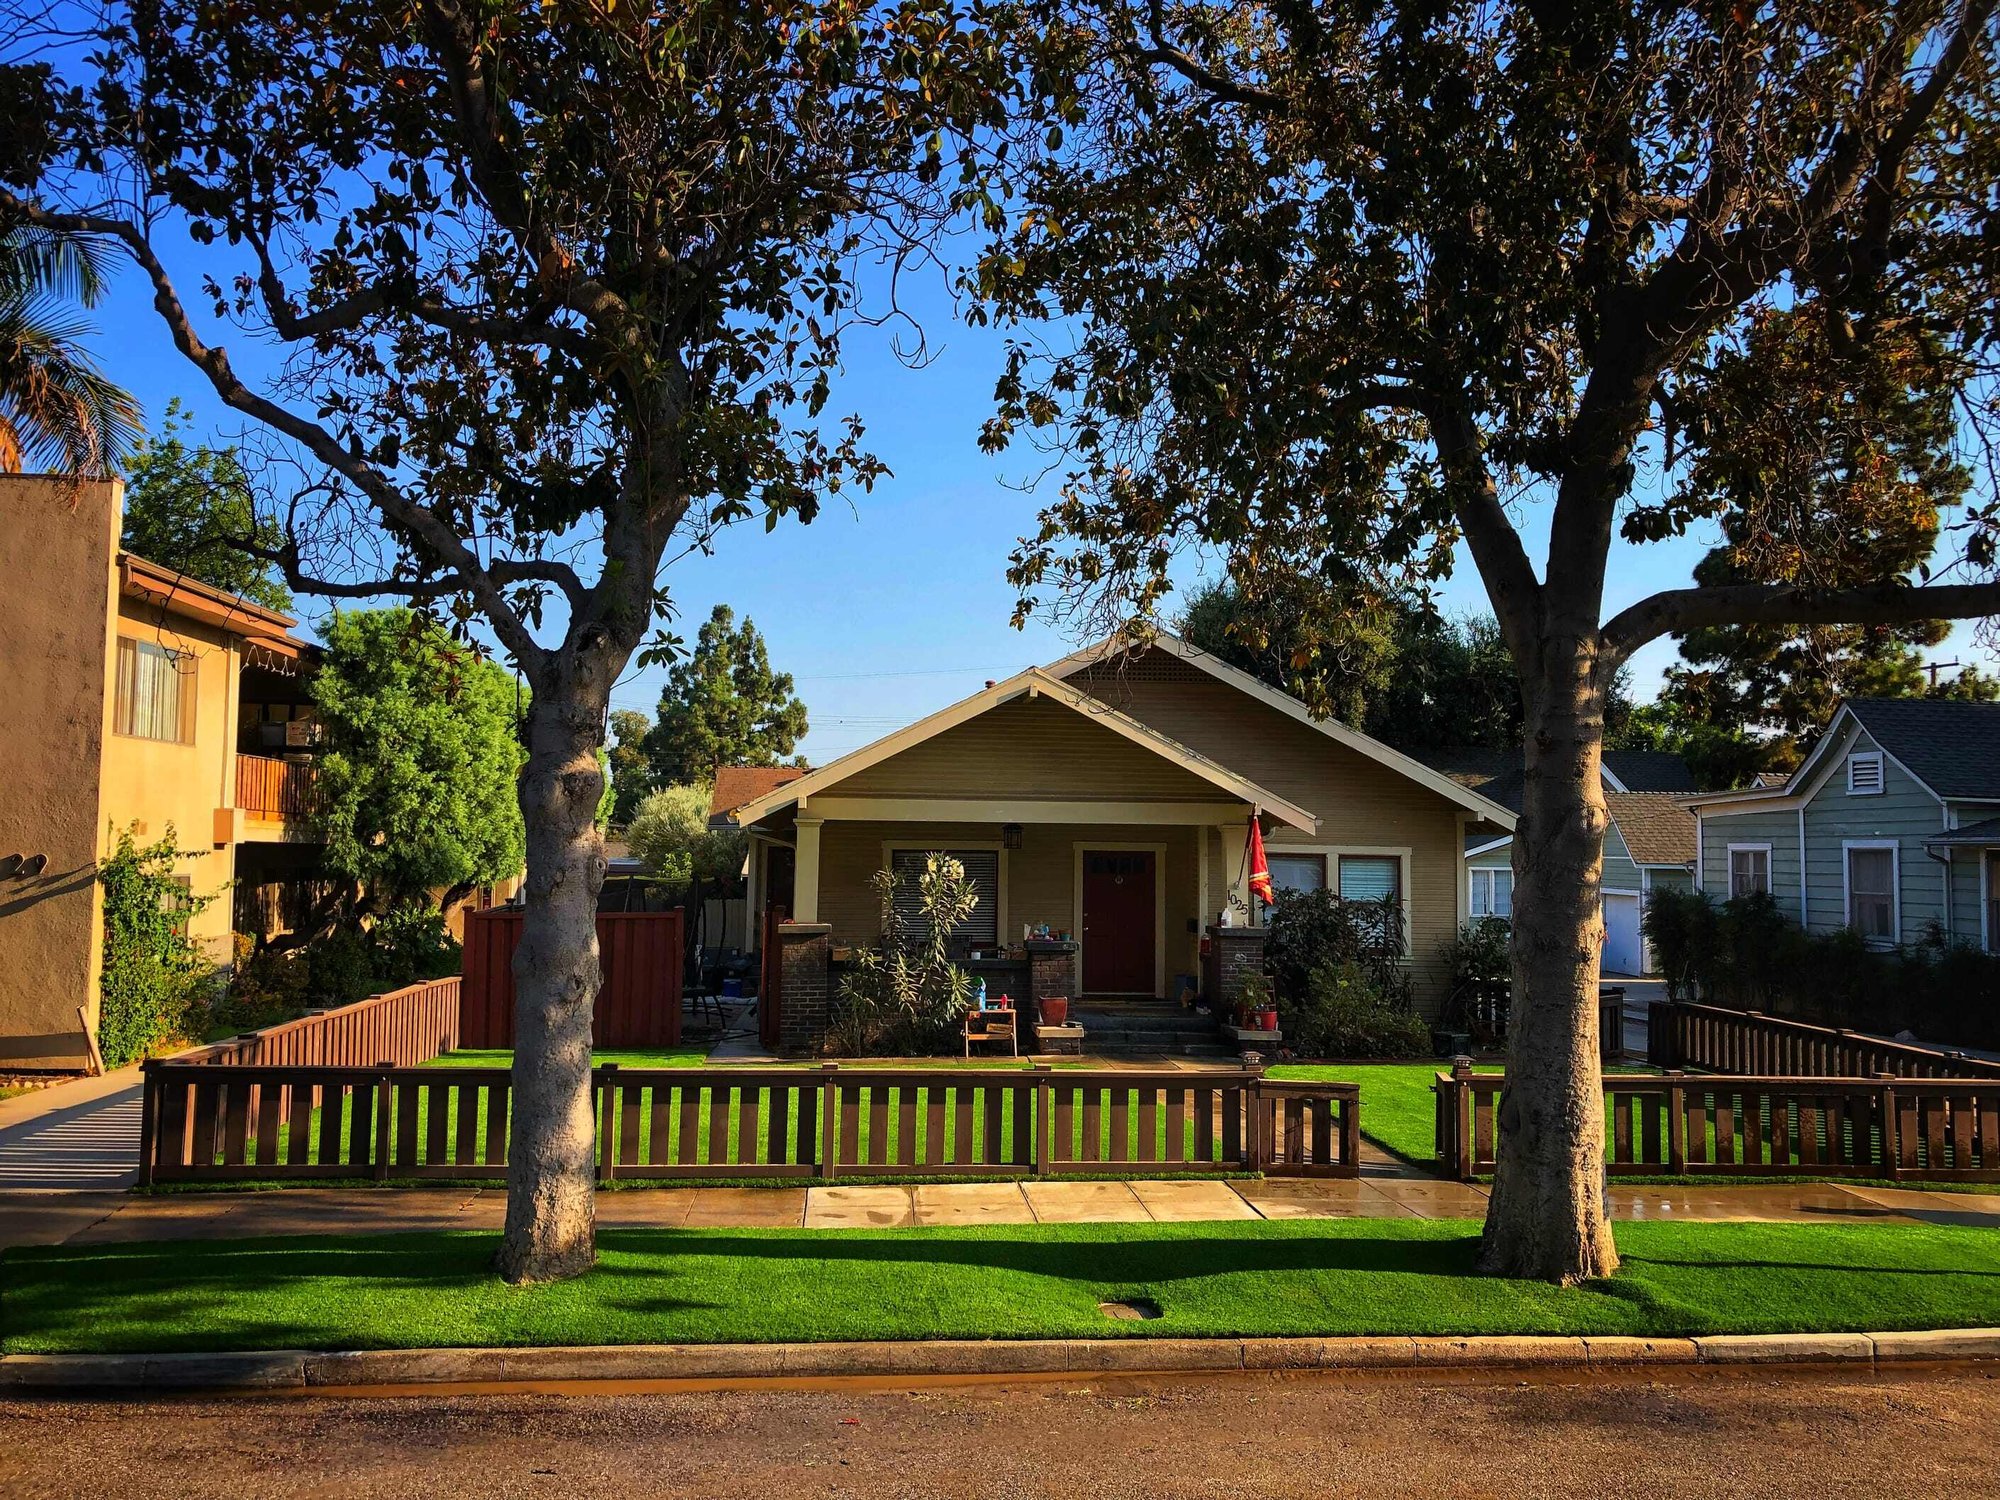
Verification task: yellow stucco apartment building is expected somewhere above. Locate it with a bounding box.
[0,475,325,1071]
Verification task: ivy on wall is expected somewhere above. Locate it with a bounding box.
[97,824,216,1068]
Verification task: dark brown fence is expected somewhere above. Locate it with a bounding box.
[1648,1001,2000,1081]
[1435,1062,2000,1183]
[460,908,684,1049]
[137,1063,1360,1185]
[172,978,462,1068]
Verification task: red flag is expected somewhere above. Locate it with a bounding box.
[1246,817,1274,905]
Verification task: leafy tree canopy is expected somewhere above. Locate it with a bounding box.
[1179,579,1632,750]
[310,608,525,905]
[646,605,809,787]
[606,709,653,827]
[121,399,292,610]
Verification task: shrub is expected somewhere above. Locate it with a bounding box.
[97,825,219,1066]
[829,855,978,1054]
[1284,959,1433,1059]
[1262,887,1408,1008]
[1641,884,2000,1048]
[1436,918,1512,1044]
[207,904,463,1037]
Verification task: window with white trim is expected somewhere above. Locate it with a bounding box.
[1469,867,1513,919]
[1846,846,1897,942]
[1846,751,1885,796]
[1728,846,1771,898]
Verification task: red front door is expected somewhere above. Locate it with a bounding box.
[1081,849,1156,995]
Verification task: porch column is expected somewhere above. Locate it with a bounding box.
[1217,821,1251,924]
[793,816,823,924]
[744,833,763,949]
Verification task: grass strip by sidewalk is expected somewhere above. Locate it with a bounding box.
[7,1219,2000,1354]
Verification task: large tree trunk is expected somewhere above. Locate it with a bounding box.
[495,686,609,1284]
[1476,644,1619,1284]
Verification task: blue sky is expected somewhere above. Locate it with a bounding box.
[82,235,1989,766]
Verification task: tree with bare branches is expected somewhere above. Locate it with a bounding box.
[982,1,2000,1282]
[2,0,1010,1280]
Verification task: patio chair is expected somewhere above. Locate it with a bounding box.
[962,1006,1018,1058]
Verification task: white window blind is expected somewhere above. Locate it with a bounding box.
[114,638,195,743]
[889,849,998,948]
[1337,855,1401,903]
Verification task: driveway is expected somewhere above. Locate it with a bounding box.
[0,1068,142,1195]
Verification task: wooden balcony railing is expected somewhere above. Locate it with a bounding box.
[236,753,322,822]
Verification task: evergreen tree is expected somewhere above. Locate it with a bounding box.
[120,399,291,610]
[646,605,808,787]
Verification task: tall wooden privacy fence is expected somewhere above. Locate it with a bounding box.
[460,908,684,1049]
[173,978,461,1068]
[1648,1000,2000,1082]
[138,1064,1360,1185]
[1435,1062,2000,1183]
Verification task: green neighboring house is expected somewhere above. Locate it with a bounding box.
[1684,699,2000,955]
[1421,750,1698,977]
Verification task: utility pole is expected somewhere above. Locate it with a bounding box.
[1924,660,1962,690]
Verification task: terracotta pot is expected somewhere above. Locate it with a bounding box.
[1039,996,1070,1026]
[1254,1008,1278,1031]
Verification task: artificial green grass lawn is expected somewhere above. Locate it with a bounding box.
[6,1219,1999,1354]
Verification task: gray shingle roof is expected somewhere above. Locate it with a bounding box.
[1416,747,1696,816]
[1926,815,2000,846]
[1845,699,2000,801]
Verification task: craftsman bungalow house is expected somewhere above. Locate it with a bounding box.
[729,633,1516,1046]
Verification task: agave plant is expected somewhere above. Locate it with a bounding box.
[0,226,142,476]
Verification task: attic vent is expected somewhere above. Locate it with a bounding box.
[1076,655,1206,686]
[1847,752,1885,795]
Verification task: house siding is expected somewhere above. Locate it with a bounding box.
[1799,727,1946,945]
[830,694,1226,802]
[1070,658,1468,1009]
[1601,823,1642,893]
[1697,806,1804,914]
[817,820,1204,996]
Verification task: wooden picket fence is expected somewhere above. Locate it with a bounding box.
[137,1063,1360,1185]
[1647,1000,2000,1082]
[1434,1062,2000,1183]
[173,977,462,1069]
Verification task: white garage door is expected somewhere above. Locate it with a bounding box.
[1602,893,1643,976]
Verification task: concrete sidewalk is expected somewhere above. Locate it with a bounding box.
[5,1174,1996,1251]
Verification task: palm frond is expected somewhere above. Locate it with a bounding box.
[0,227,117,307]
[0,294,143,476]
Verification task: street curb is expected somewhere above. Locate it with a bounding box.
[5,1329,2000,1392]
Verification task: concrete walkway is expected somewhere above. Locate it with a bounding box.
[0,1067,142,1192]
[5,1175,1996,1252]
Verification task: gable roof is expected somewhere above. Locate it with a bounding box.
[1046,632,1518,827]
[729,666,1320,831]
[1688,697,2000,812]
[1605,791,1697,866]
[1843,699,2000,801]
[709,765,808,830]
[1415,747,1695,816]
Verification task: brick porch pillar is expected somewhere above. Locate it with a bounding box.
[776,922,832,1054]
[1204,925,1269,1017]
[1026,939,1079,1009]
